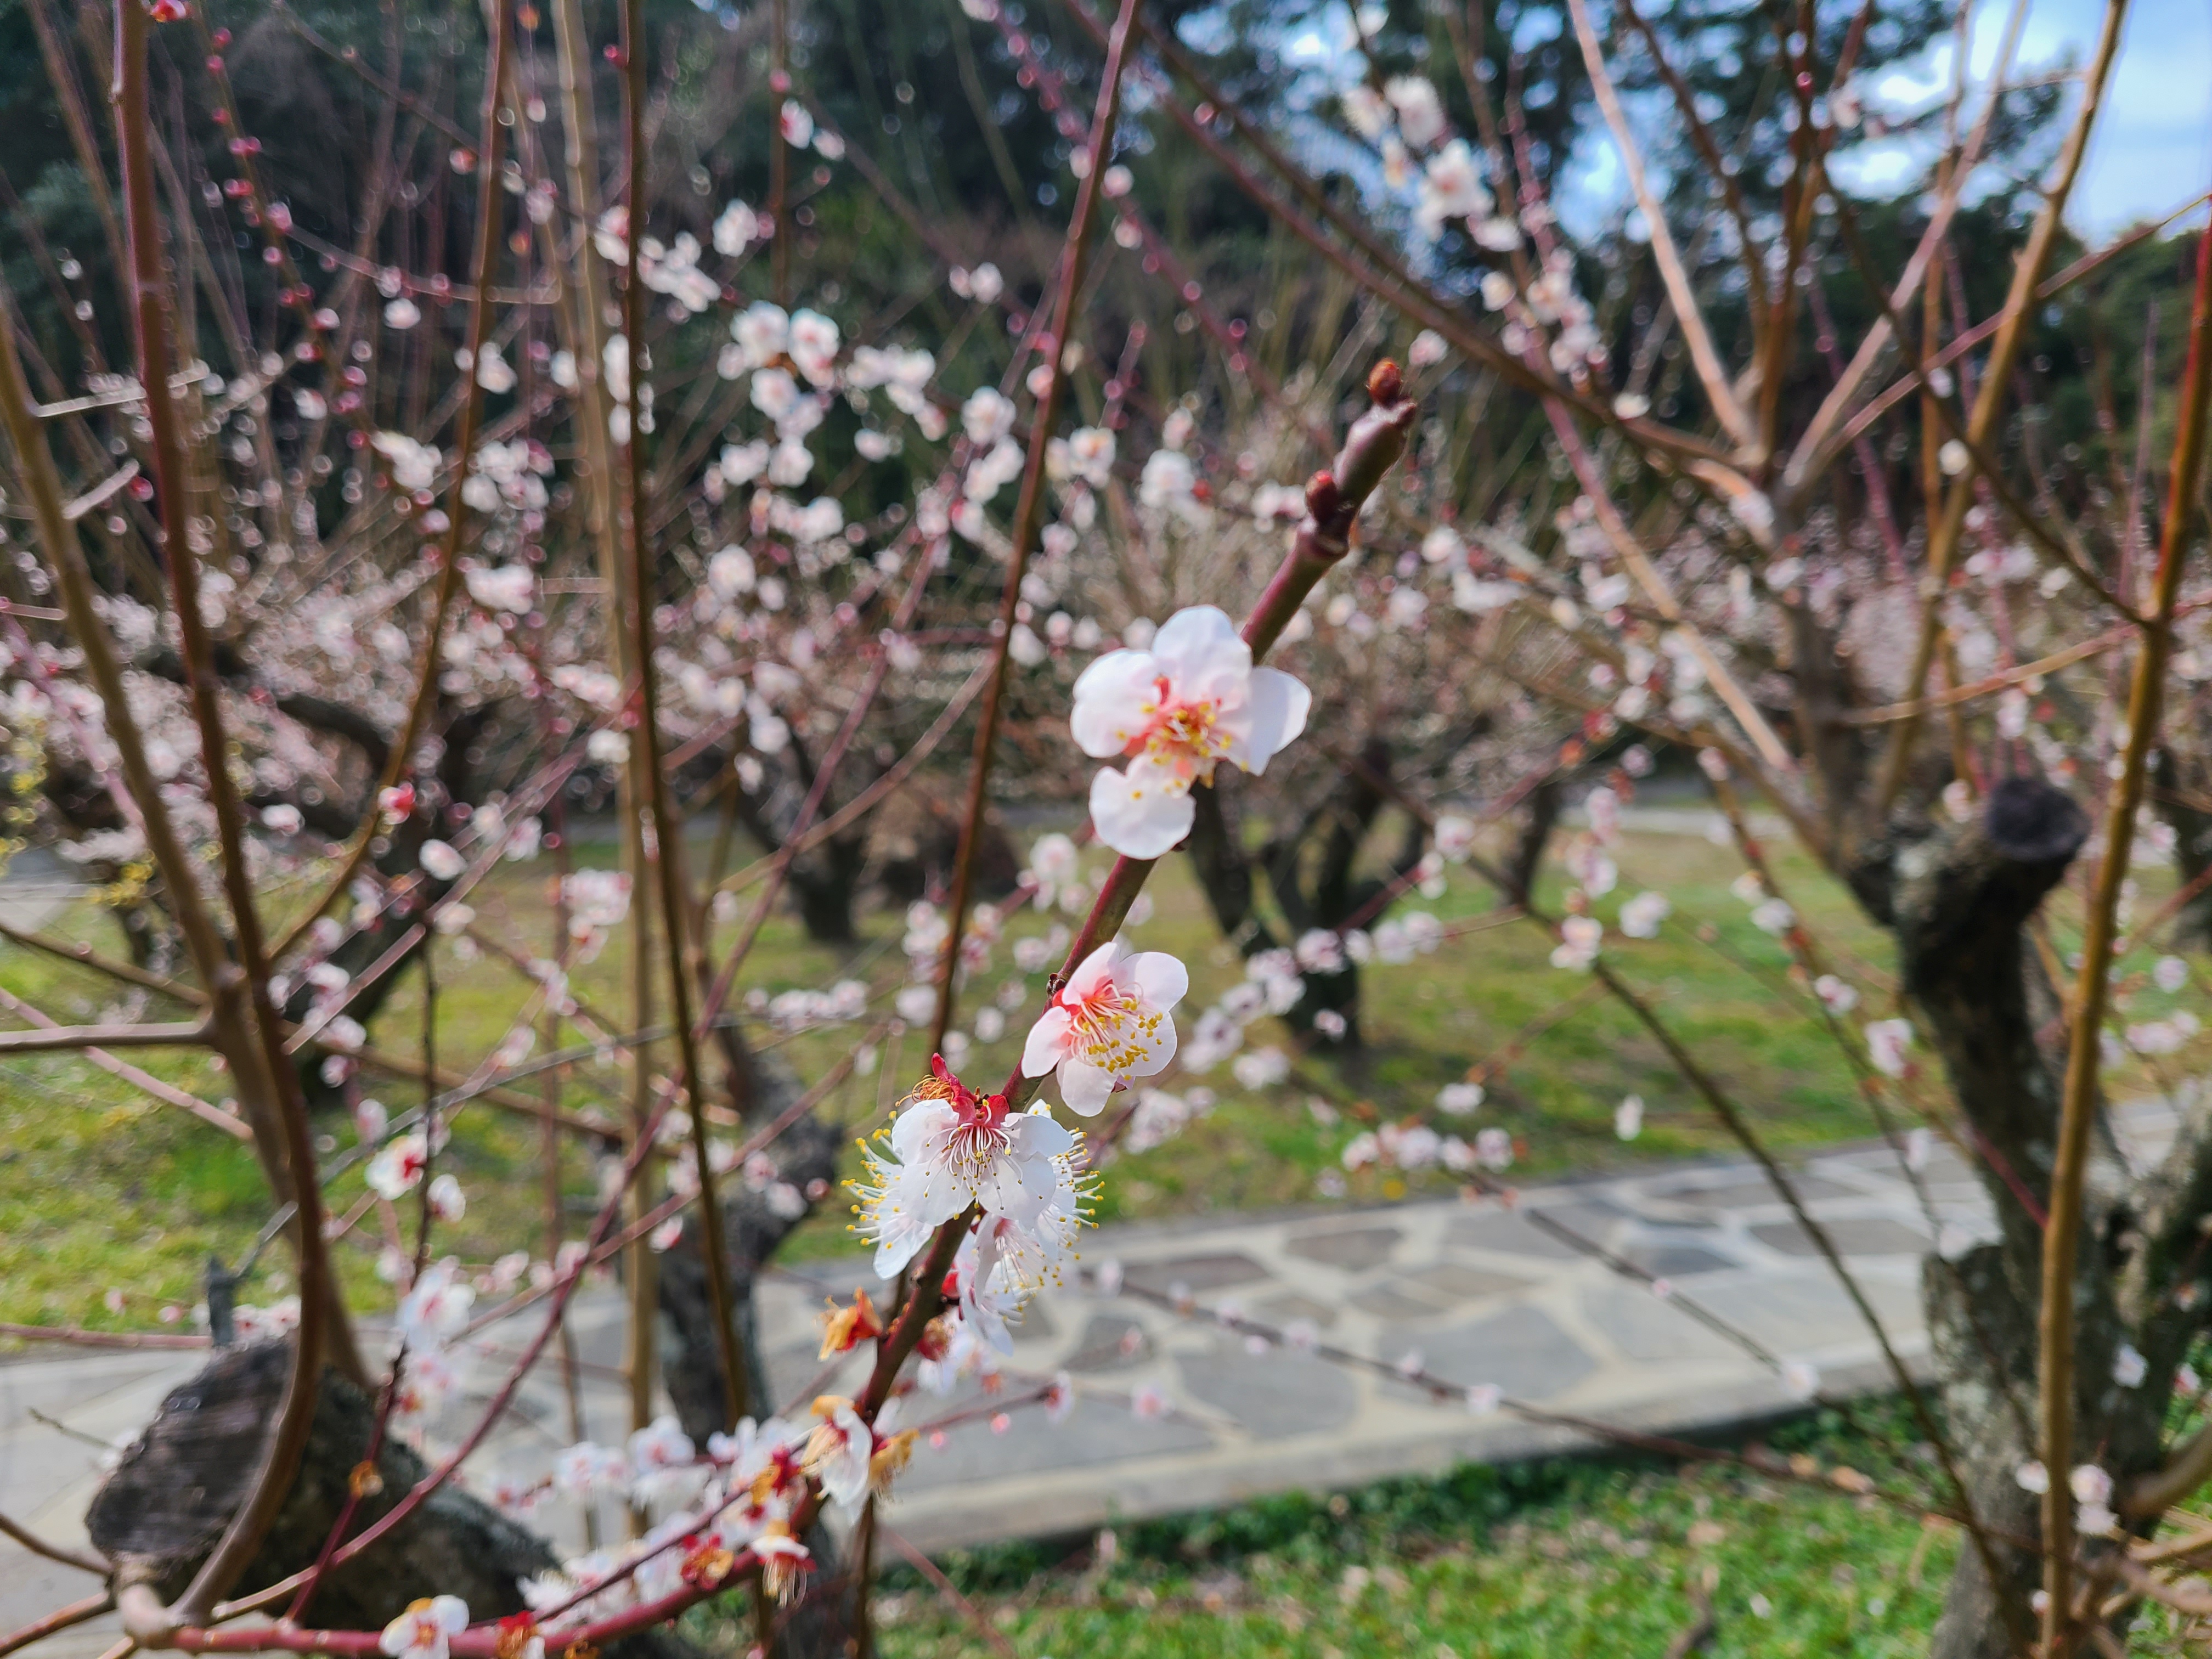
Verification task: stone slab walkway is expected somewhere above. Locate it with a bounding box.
[2,1103,2181,1651]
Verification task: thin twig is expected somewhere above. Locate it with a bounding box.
[2040,202,2212,1654]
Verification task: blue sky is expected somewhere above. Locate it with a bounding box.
[1903,0,2211,235]
[1272,0,2208,241]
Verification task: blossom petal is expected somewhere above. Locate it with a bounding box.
[977,1149,1058,1226]
[1056,1057,1120,1115]
[890,1098,953,1164]
[1128,949,1188,1010]
[1147,605,1246,684]
[1020,1006,1074,1079]
[1062,939,1123,1002]
[1242,667,1312,774]
[1006,1109,1076,1159]
[1090,764,1196,859]
[1069,650,1158,757]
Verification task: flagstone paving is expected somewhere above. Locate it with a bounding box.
[2,1101,2183,1653]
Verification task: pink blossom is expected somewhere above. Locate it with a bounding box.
[1072,606,1311,858]
[1021,940,1186,1114]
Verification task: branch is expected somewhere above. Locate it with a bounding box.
[1564,0,1756,452]
[0,1510,109,1576]
[2041,210,2212,1645]
[0,1019,212,1053]
[1871,0,2134,814]
[927,0,1145,1052]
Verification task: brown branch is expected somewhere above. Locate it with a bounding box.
[0,1018,212,1053]
[0,1592,116,1659]
[927,0,1144,1053]
[2040,202,2212,1652]
[0,1510,109,1576]
[1564,0,1755,451]
[1872,0,2133,813]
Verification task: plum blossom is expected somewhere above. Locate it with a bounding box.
[962,386,1015,445]
[1027,832,1081,909]
[1072,605,1311,857]
[1865,1018,1915,1078]
[1550,915,1602,970]
[1021,940,1187,1113]
[1415,139,1489,236]
[373,431,439,492]
[379,1597,467,1659]
[419,840,466,882]
[427,1173,466,1222]
[1437,1081,1483,1115]
[367,1132,429,1199]
[1618,890,1671,938]
[754,1520,812,1602]
[1814,974,1859,1014]
[849,1057,1080,1274]
[627,1414,697,1502]
[1614,1095,1644,1140]
[1231,1045,1290,1090]
[1384,76,1447,147]
[1476,1127,1514,1170]
[397,1260,474,1348]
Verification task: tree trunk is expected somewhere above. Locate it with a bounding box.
[1860,777,2174,1655]
[1923,1247,2042,1659]
[1499,773,1562,910]
[87,1340,694,1659]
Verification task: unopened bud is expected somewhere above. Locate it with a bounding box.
[1304,470,1342,523]
[1367,358,1404,407]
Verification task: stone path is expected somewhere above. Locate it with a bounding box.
[1,1103,2181,1652]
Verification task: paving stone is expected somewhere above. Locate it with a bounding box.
[1709,1272,1910,1353]
[1064,1314,1153,1372]
[1357,1283,1456,1321]
[1176,1337,1359,1437]
[1379,1302,1598,1400]
[1283,1224,1403,1269]
[1255,1292,1339,1328]
[1613,1239,1737,1278]
[1748,1217,1931,1257]
[898,1394,1214,1491]
[1398,1262,1532,1302]
[1579,1282,1746,1364]
[1645,1175,1860,1210]
[1445,1209,1589,1261]
[1122,1251,1273,1294]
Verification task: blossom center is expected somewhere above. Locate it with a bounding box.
[1054,976,1164,1075]
[1128,676,1229,776]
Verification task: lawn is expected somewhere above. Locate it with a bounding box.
[684,1404,2079,1657]
[3,806,2206,1328]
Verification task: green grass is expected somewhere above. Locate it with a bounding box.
[673,1405,1970,1656]
[4,814,2206,1325]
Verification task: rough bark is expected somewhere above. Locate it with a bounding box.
[1499,772,1563,910]
[1261,738,1427,1049]
[1857,777,2179,1657]
[87,1340,693,1658]
[1184,773,1279,954]
[1923,1246,2043,1659]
